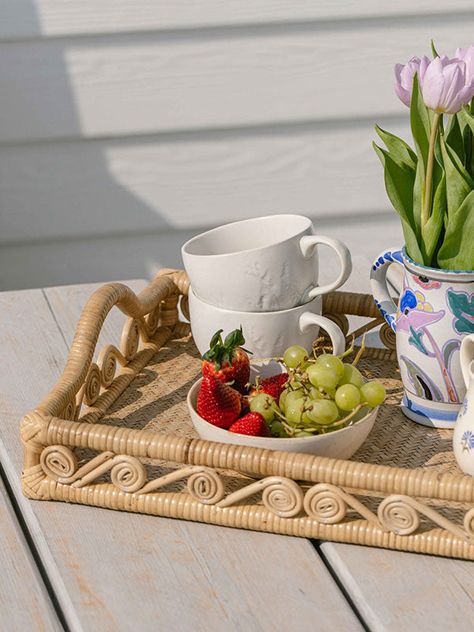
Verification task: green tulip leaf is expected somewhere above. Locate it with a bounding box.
[375,125,417,169]
[445,114,465,164]
[373,142,423,263]
[440,134,474,216]
[463,124,474,178]
[459,106,474,176]
[431,39,440,58]
[438,189,474,270]
[410,74,431,172]
[459,105,474,135]
[412,160,424,239]
[422,171,446,264]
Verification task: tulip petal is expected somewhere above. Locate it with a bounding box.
[441,64,464,113]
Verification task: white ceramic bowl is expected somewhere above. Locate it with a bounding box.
[186,361,378,459]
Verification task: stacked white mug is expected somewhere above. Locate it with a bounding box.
[181,214,352,358]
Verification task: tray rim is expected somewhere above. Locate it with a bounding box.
[20,269,474,561]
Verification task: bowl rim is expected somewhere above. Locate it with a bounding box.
[187,376,378,443]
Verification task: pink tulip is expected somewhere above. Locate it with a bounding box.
[455,45,474,82]
[394,56,430,106]
[421,55,474,114]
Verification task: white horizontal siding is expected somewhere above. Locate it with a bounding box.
[0,120,408,244]
[0,215,402,291]
[0,2,470,289]
[1,1,473,40]
[2,17,474,143]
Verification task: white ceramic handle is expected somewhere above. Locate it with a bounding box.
[460,334,474,388]
[299,235,352,298]
[369,248,404,332]
[299,312,345,356]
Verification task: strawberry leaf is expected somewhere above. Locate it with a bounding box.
[223,327,246,349]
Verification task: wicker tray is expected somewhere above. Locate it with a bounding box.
[21,270,474,560]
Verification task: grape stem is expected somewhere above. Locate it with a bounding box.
[332,404,364,427]
[352,334,366,366]
[338,335,355,360]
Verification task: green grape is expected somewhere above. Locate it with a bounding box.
[270,420,286,438]
[315,354,345,378]
[335,384,361,411]
[301,411,313,426]
[360,381,386,408]
[305,400,339,425]
[250,393,278,422]
[294,430,313,437]
[308,386,322,400]
[285,398,306,424]
[285,389,306,408]
[306,364,338,391]
[339,364,364,388]
[279,389,289,413]
[283,345,309,369]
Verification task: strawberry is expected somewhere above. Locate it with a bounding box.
[201,327,251,393]
[249,373,289,400]
[197,375,241,428]
[229,412,270,437]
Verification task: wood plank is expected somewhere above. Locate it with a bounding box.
[0,283,362,631]
[319,543,474,631]
[0,120,408,244]
[0,476,61,631]
[0,216,403,292]
[1,0,473,40]
[1,20,474,143]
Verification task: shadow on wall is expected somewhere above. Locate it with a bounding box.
[0,1,179,289]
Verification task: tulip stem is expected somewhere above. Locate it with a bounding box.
[422,112,441,229]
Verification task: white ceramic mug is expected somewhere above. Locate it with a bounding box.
[188,288,346,358]
[182,214,352,312]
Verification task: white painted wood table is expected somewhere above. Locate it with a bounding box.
[1,276,474,631]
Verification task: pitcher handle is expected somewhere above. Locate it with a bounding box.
[370,248,404,332]
[460,334,474,388]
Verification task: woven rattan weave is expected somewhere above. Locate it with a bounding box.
[21,270,474,560]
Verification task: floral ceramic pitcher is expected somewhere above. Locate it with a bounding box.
[453,334,474,474]
[371,248,474,428]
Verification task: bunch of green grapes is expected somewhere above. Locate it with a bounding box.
[271,344,386,438]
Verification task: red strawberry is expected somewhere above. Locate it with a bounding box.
[249,373,289,400]
[201,327,251,393]
[197,375,241,428]
[229,412,270,437]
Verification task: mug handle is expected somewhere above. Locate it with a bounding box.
[369,248,404,332]
[299,312,345,356]
[460,334,474,388]
[300,235,352,299]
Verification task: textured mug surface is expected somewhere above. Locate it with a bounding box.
[188,287,346,358]
[182,214,351,312]
[371,247,474,428]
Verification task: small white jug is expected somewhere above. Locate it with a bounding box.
[453,334,474,475]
